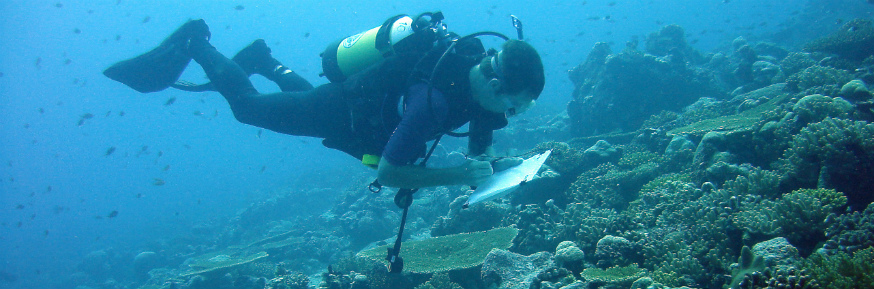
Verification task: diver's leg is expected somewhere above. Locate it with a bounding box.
[218,83,351,139]
[233,39,314,92]
[188,36,260,100]
[187,27,348,139]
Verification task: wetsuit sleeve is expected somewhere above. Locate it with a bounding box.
[468,120,494,156]
[382,83,449,166]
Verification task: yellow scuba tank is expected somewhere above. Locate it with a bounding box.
[321,13,442,83]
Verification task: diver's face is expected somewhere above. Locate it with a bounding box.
[469,64,535,116]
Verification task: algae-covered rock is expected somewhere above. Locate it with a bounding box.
[480,249,554,289]
[357,227,518,273]
[751,237,800,267]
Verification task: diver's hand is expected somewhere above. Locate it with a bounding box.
[492,157,523,172]
[460,159,493,187]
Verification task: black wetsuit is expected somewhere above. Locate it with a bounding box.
[188,37,507,165]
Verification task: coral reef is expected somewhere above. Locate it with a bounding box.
[778,118,874,209]
[567,28,725,137]
[821,202,874,255]
[480,250,555,289]
[804,19,874,61]
[785,65,853,92]
[732,188,847,254]
[357,227,518,273]
[580,264,646,288]
[802,247,874,289]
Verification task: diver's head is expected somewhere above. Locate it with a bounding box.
[470,40,544,117]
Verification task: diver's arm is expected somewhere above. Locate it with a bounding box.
[377,157,492,189]
[468,119,497,157]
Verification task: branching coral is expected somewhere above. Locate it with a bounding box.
[785,65,853,92]
[732,188,847,254]
[822,203,874,255]
[779,117,874,209]
[802,247,874,289]
[804,18,874,61]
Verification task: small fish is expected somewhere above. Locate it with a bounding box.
[136,193,142,198]
[234,5,244,10]
[164,97,176,106]
[73,28,80,34]
[119,111,126,116]
[105,146,116,156]
[105,111,112,117]
[81,113,94,119]
[44,230,49,236]
[257,129,263,138]
[304,32,310,38]
[35,57,42,68]
[46,186,52,192]
[153,178,165,186]
[142,16,150,23]
[192,110,203,116]
[55,3,63,8]
[260,166,266,173]
[107,210,118,218]
[16,204,24,209]
[115,35,121,41]
[162,165,170,171]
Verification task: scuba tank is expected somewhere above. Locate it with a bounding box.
[320,12,448,83]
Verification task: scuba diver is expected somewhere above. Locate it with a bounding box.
[105,13,544,273]
[104,13,544,190]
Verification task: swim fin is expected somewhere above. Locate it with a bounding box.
[103,19,210,93]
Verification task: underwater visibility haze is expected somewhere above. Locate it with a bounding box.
[2,0,874,289]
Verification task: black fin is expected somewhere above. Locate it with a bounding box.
[103,20,208,93]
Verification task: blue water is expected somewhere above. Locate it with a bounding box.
[0,0,866,288]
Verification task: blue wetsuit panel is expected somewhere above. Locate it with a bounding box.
[382,83,449,166]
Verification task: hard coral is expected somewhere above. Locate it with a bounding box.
[802,246,874,289]
[821,202,874,255]
[785,65,853,92]
[732,188,847,255]
[779,118,874,209]
[804,18,874,61]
